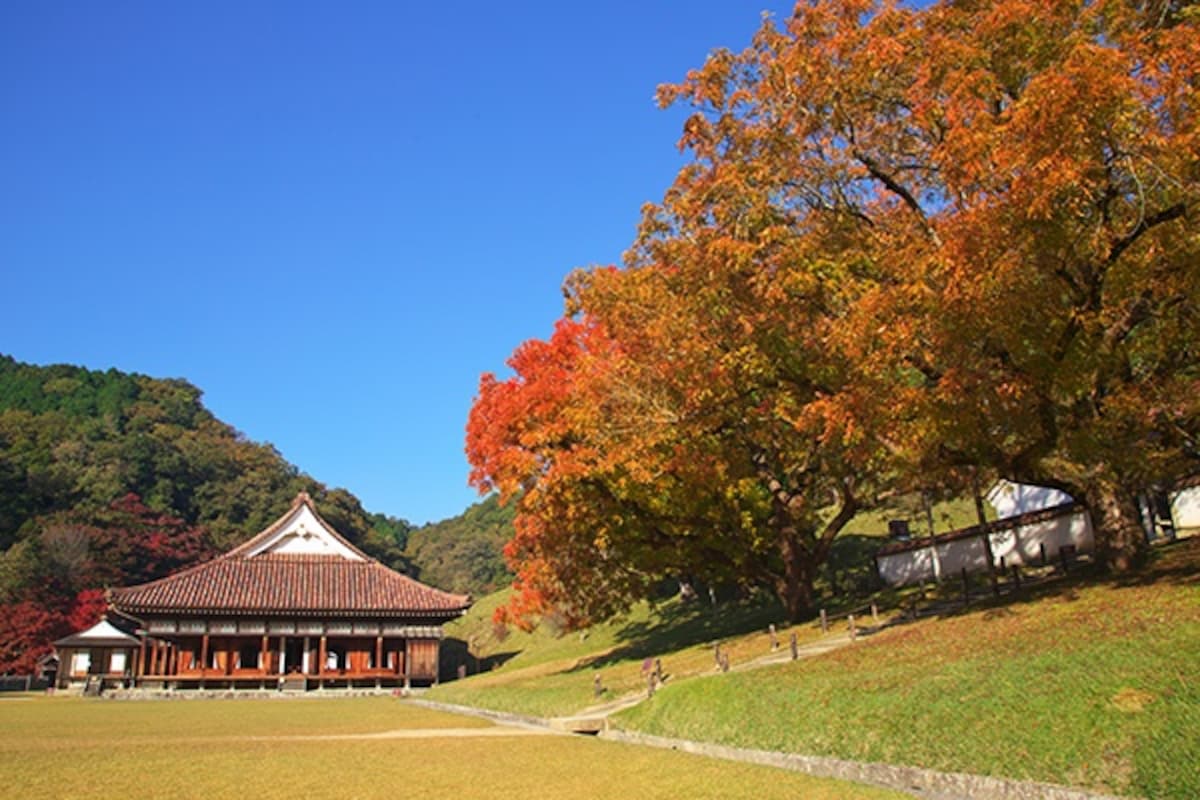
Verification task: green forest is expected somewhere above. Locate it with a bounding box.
[0,354,509,672]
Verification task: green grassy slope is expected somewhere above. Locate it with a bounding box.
[615,539,1200,799]
[433,539,1198,798]
[432,589,817,717]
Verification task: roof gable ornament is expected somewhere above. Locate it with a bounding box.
[241,492,366,561]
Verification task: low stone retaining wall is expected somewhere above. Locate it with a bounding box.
[600,729,1125,800]
[406,698,1125,800]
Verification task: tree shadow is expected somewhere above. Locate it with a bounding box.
[439,637,518,681]
[566,595,788,673]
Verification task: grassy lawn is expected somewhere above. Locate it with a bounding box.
[430,591,832,718]
[615,539,1200,799]
[0,695,909,799]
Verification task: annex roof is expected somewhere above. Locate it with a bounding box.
[111,492,471,620]
[54,618,141,649]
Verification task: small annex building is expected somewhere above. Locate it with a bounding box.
[56,492,470,692]
[53,618,141,692]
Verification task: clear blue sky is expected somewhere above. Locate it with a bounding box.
[1,1,793,525]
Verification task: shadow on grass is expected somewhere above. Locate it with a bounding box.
[567,598,787,673]
[440,638,519,681]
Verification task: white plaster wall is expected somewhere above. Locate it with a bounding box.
[879,509,1095,586]
[988,480,1073,519]
[1172,486,1200,532]
[986,511,1093,567]
[878,548,937,586]
[936,537,988,576]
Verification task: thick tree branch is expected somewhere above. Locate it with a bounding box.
[1107,202,1186,266]
[852,149,943,246]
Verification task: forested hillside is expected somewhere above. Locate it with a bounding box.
[0,354,413,671]
[405,494,513,597]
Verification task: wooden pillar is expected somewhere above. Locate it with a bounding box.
[403,639,411,690]
[137,638,147,679]
[374,636,383,673]
[200,634,210,677]
[261,635,269,676]
[319,636,327,677]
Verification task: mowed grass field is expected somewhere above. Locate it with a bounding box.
[616,539,1200,799]
[0,695,910,800]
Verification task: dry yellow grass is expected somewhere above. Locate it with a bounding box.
[0,695,911,799]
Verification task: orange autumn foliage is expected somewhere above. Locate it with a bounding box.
[468,0,1199,628]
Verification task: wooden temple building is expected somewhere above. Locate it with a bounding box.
[55,492,470,691]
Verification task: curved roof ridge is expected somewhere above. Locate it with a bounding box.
[224,491,372,561]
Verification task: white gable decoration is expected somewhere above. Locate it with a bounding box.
[75,619,137,641]
[244,500,365,561]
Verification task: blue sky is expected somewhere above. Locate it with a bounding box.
[1,1,793,525]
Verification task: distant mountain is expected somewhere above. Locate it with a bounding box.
[0,354,423,671]
[0,353,411,559]
[405,494,514,598]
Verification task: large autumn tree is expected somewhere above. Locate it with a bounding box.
[469,0,1198,630]
[652,0,1199,570]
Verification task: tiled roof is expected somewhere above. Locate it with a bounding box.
[110,494,471,619]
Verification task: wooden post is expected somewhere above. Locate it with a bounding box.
[318,636,327,682]
[789,632,798,661]
[870,602,879,624]
[768,624,778,651]
[713,643,722,669]
[138,638,147,680]
[593,673,603,698]
[261,635,269,675]
[200,634,209,678]
[848,614,857,641]
[819,608,828,634]
[375,636,383,675]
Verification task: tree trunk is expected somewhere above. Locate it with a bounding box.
[1082,478,1148,573]
[776,533,816,622]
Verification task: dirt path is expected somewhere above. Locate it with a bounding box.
[242,726,555,741]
